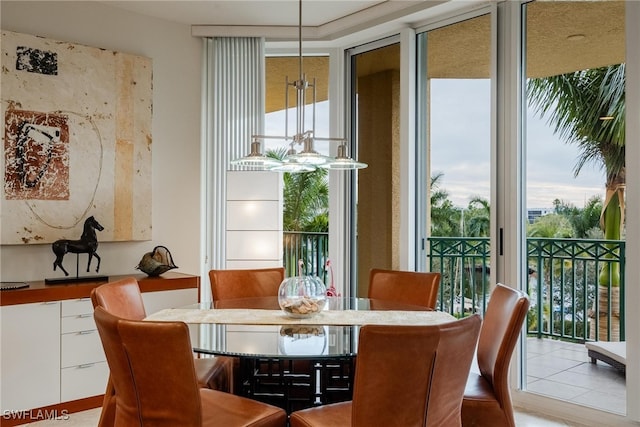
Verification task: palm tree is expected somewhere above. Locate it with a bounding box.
[267,148,329,276]
[552,196,603,239]
[430,172,460,237]
[465,197,490,237]
[527,213,573,238]
[266,148,329,232]
[528,64,625,340]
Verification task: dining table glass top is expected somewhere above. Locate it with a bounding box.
[146,297,456,359]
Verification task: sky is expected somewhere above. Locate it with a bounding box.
[265,79,605,210]
[430,79,605,209]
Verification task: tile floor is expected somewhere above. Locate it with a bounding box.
[18,337,626,426]
[526,337,626,415]
[19,407,587,427]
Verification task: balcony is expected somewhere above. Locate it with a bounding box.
[283,233,625,344]
[428,236,625,343]
[284,232,626,413]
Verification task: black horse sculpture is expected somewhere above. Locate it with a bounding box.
[52,216,104,276]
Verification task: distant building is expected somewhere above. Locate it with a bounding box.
[527,207,553,223]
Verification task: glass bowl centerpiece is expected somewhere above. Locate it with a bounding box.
[278,275,327,318]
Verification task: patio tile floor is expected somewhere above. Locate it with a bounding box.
[526,337,626,415]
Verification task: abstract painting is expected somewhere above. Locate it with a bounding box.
[1,31,153,244]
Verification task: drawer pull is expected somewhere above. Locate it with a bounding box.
[77,363,95,369]
[77,330,95,335]
[76,313,93,318]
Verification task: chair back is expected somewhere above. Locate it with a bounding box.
[93,307,141,426]
[351,324,440,426]
[209,267,285,301]
[118,318,203,427]
[477,283,530,406]
[427,315,482,426]
[91,277,146,320]
[368,268,441,309]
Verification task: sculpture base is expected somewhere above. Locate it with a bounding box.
[45,275,109,285]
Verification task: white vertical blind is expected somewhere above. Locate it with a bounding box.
[201,37,265,301]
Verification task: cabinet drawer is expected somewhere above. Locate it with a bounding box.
[62,298,93,317]
[61,361,109,402]
[62,313,96,333]
[1,302,61,411]
[61,330,105,368]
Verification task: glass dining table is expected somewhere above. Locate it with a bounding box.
[145,296,456,413]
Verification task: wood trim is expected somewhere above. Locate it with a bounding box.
[0,395,103,427]
[0,272,200,306]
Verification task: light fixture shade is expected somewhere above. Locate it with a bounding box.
[319,142,367,170]
[286,151,331,165]
[230,140,283,169]
[320,158,368,170]
[285,135,330,165]
[270,161,316,173]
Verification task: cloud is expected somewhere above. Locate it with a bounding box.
[431,79,604,208]
[266,81,605,210]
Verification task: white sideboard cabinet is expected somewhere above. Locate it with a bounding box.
[0,273,200,425]
[1,301,61,411]
[60,298,110,402]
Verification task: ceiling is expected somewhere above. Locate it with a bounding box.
[104,1,395,27]
[103,1,625,77]
[103,0,446,41]
[101,1,625,111]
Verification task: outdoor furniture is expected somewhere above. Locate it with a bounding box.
[585,341,626,374]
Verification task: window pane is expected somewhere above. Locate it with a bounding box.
[524,0,626,414]
[421,14,492,315]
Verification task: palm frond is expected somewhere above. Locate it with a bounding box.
[527,64,625,182]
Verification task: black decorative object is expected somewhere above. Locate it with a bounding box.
[50,216,104,277]
[0,282,29,290]
[136,245,177,276]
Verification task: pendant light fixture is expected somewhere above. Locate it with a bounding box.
[231,0,367,173]
[229,137,284,170]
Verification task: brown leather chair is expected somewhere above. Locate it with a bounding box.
[95,307,287,427]
[461,283,530,427]
[94,306,143,426]
[428,314,483,426]
[208,267,286,394]
[209,267,285,300]
[368,268,441,309]
[91,277,232,427]
[289,315,482,427]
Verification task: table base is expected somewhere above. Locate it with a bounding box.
[238,357,355,414]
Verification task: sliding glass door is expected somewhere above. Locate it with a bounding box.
[522,0,627,414]
[342,0,638,423]
[417,12,493,315]
[345,38,401,296]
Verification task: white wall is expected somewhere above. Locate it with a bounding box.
[0,1,203,281]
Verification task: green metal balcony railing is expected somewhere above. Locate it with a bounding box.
[282,233,625,343]
[427,237,625,343]
[283,231,329,282]
[526,238,625,342]
[428,237,491,317]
